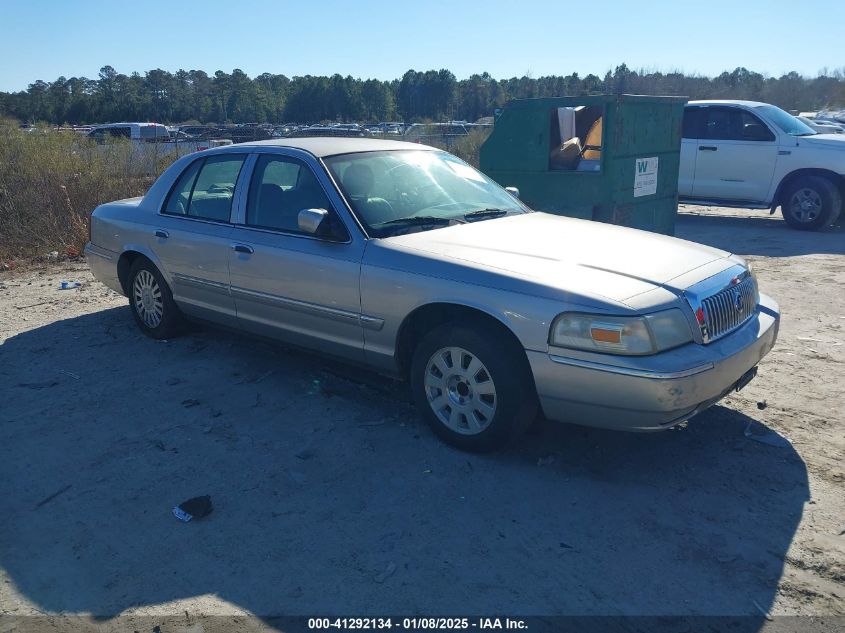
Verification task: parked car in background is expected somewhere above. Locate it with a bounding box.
[168,129,194,141]
[178,125,220,138]
[381,122,405,135]
[796,116,844,134]
[87,122,171,143]
[680,100,845,230]
[85,138,779,452]
[271,123,300,137]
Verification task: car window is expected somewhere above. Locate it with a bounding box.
[682,108,704,138]
[702,107,774,142]
[245,155,335,233]
[162,154,245,222]
[163,160,203,215]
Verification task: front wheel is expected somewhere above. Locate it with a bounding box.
[781,176,842,231]
[410,322,537,452]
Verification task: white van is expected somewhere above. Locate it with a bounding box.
[87,122,172,143]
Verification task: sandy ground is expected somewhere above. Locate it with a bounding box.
[0,205,843,629]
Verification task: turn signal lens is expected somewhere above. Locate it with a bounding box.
[590,327,622,344]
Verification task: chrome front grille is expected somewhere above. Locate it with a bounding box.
[700,276,757,342]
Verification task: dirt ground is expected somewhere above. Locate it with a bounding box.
[0,205,843,629]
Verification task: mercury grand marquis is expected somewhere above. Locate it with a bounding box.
[85,138,779,451]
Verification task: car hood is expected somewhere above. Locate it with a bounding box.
[798,133,845,149]
[383,212,732,303]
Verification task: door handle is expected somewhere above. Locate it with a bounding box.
[698,146,718,152]
[154,229,169,239]
[231,244,254,254]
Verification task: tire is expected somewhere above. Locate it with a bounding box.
[127,258,185,339]
[410,321,538,452]
[781,175,842,231]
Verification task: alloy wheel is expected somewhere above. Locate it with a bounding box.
[788,188,823,223]
[132,269,164,329]
[424,346,497,435]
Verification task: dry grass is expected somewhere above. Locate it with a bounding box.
[0,122,492,264]
[444,127,491,168]
[0,119,177,262]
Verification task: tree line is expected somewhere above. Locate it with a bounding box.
[2,64,844,126]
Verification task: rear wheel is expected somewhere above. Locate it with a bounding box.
[410,321,537,452]
[128,259,185,339]
[781,176,841,231]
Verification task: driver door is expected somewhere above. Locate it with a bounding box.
[227,152,367,363]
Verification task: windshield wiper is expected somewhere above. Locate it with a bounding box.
[463,207,509,221]
[377,215,465,227]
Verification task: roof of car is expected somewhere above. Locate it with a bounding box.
[237,137,437,157]
[687,100,770,108]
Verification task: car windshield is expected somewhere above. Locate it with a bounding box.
[755,104,817,136]
[324,150,529,237]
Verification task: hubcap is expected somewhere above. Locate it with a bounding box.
[132,270,164,328]
[788,188,822,223]
[424,346,497,435]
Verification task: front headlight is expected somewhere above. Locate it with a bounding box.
[550,309,693,356]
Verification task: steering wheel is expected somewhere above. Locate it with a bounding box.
[353,196,396,225]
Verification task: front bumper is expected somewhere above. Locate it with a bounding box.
[527,293,780,431]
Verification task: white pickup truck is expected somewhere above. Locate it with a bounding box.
[679,100,845,230]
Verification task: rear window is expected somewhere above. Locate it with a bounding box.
[163,154,246,222]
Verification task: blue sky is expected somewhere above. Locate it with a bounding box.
[1,0,842,91]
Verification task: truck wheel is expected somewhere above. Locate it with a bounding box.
[410,321,537,452]
[781,176,842,231]
[128,259,185,339]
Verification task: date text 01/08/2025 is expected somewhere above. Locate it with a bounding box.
[307,618,528,630]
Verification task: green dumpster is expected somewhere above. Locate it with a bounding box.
[479,94,687,235]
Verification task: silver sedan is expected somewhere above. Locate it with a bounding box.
[85,138,779,451]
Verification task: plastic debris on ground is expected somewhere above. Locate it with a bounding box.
[373,561,396,583]
[173,495,213,522]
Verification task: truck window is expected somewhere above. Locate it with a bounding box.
[682,108,705,138]
[702,108,774,142]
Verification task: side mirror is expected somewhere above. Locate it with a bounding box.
[298,208,348,242]
[505,186,520,199]
[298,208,328,234]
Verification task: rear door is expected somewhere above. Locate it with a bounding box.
[227,151,367,362]
[152,153,248,327]
[691,106,778,203]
